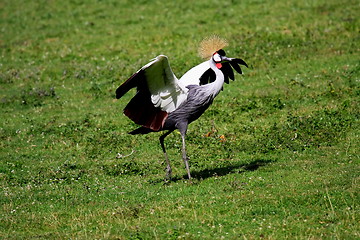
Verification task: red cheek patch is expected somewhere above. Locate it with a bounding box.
[216,63,222,69]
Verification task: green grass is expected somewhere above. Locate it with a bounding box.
[1,0,359,239]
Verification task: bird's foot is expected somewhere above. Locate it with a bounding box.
[165,166,172,180]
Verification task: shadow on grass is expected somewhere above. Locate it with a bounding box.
[189,158,274,181]
[152,159,274,183]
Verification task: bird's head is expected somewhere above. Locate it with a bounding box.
[199,35,248,70]
[212,49,231,69]
[198,36,248,86]
[212,48,248,73]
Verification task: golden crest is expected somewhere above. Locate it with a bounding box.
[198,35,228,59]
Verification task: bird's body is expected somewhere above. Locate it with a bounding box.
[165,84,217,128]
[116,37,247,179]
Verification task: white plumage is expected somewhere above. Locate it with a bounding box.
[179,61,211,86]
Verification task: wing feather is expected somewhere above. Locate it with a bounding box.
[124,90,168,131]
[115,55,187,131]
[116,69,145,99]
[145,55,188,112]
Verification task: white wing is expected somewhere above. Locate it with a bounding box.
[116,55,188,131]
[146,55,188,112]
[116,55,188,113]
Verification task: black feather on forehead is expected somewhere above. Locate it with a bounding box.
[217,49,226,56]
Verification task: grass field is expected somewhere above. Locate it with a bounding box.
[1,0,359,239]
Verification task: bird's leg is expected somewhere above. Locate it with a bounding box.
[159,130,174,180]
[181,134,191,180]
[177,122,191,180]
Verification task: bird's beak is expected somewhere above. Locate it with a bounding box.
[221,56,232,62]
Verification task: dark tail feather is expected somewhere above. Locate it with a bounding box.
[129,127,154,135]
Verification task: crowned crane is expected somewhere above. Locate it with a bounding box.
[116,36,248,180]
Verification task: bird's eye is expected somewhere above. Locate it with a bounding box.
[213,53,222,62]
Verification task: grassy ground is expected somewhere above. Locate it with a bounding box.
[1,0,359,239]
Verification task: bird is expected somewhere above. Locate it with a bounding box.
[115,36,248,180]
